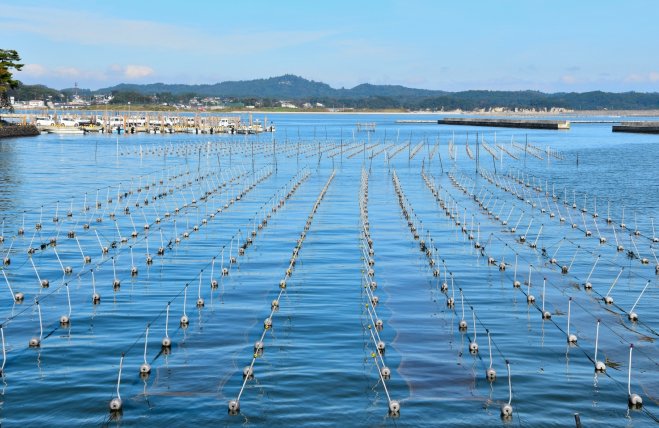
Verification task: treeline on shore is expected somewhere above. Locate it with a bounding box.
[9,80,659,111]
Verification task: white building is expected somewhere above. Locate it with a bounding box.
[280,101,298,109]
[28,100,45,107]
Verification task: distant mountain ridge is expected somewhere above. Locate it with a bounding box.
[61,74,449,99]
[18,74,659,110]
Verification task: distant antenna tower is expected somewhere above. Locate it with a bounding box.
[75,82,78,96]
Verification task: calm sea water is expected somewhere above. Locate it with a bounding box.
[0,113,659,427]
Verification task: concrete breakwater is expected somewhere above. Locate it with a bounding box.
[0,125,40,139]
[612,121,659,133]
[437,117,570,130]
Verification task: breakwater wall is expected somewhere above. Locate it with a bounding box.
[612,122,659,134]
[438,118,570,130]
[0,125,40,139]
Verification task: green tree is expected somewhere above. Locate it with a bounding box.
[0,49,23,115]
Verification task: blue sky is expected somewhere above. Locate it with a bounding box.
[2,0,659,93]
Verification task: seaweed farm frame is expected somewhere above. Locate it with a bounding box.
[1,113,659,427]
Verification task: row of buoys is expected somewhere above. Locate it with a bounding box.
[0,161,282,377]
[0,163,259,303]
[108,228,245,412]
[445,168,658,316]
[111,164,321,412]
[446,167,656,284]
[392,168,516,419]
[481,164,659,245]
[228,168,337,415]
[427,169,647,409]
[358,167,400,416]
[0,160,252,259]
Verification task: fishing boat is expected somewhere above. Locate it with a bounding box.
[45,126,85,134]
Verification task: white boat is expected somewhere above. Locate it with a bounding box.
[46,126,85,134]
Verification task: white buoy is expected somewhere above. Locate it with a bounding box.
[459,291,467,331]
[628,344,642,407]
[567,297,577,344]
[181,285,189,326]
[527,265,535,303]
[594,319,606,373]
[469,307,479,354]
[162,302,172,347]
[92,271,100,303]
[584,256,599,290]
[627,280,650,321]
[2,268,22,302]
[130,247,138,276]
[486,329,496,380]
[60,283,71,324]
[541,278,551,319]
[29,301,43,347]
[500,361,513,417]
[604,268,624,305]
[110,354,124,411]
[447,275,455,307]
[513,253,521,288]
[139,324,152,375]
[196,271,205,307]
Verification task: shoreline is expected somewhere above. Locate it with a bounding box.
[7,107,659,118]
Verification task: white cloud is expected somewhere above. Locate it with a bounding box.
[623,73,645,83]
[622,72,659,83]
[21,63,49,77]
[18,63,107,81]
[0,5,333,56]
[560,75,588,85]
[124,65,155,79]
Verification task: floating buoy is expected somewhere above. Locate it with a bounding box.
[541,278,551,319]
[628,344,642,408]
[567,297,577,344]
[109,354,124,411]
[29,302,43,347]
[526,266,535,303]
[594,320,606,372]
[228,399,240,414]
[162,303,172,347]
[485,330,496,380]
[139,325,152,375]
[500,361,514,417]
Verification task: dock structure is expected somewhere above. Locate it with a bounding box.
[0,110,274,134]
[437,118,570,130]
[612,121,659,134]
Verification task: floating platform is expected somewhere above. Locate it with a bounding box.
[612,122,659,133]
[437,118,570,130]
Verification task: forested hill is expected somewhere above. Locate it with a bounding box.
[65,75,449,99]
[9,75,659,110]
